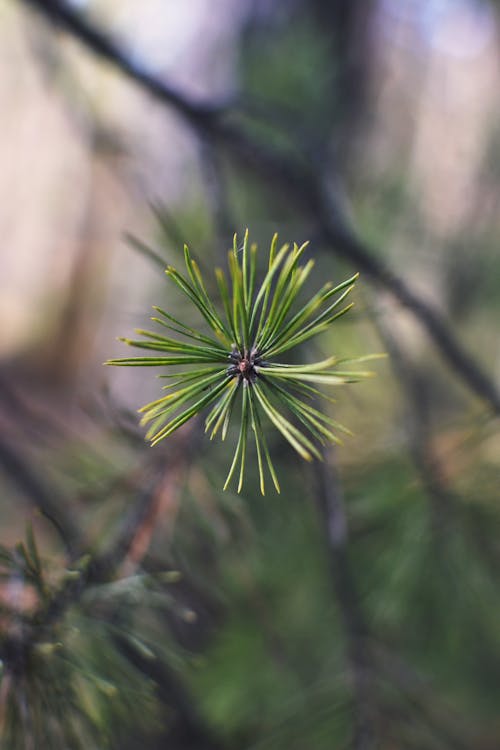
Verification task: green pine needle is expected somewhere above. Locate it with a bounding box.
[106,230,376,494]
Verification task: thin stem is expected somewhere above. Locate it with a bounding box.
[314,454,376,750]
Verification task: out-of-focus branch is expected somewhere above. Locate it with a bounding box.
[198,135,234,254]
[104,423,202,576]
[18,0,500,416]
[115,633,224,750]
[0,425,198,657]
[0,436,82,555]
[19,0,226,124]
[315,455,376,750]
[371,302,458,533]
[0,432,224,750]
[373,645,480,750]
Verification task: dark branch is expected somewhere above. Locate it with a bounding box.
[316,188,500,416]
[20,0,225,125]
[115,633,224,750]
[314,455,376,750]
[371,300,458,532]
[0,436,82,555]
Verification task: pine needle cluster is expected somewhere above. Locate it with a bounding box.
[108,231,375,493]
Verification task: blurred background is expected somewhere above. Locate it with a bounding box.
[1,0,500,748]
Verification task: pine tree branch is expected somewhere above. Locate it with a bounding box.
[0,448,224,749]
[0,435,198,660]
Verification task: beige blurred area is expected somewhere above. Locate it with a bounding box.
[362,1,500,365]
[375,3,499,236]
[0,0,244,388]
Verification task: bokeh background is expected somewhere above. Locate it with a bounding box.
[1,1,500,748]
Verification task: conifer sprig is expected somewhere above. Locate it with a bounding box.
[107,231,375,493]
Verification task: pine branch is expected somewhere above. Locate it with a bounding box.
[107,233,370,492]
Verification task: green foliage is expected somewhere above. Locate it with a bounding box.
[187,492,350,749]
[108,231,375,494]
[0,528,181,749]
